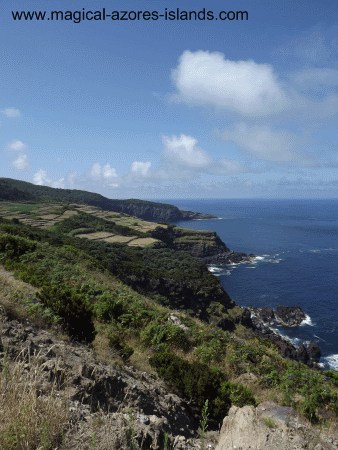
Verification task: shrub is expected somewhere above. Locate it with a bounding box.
[38,286,96,343]
[149,353,231,420]
[140,321,190,351]
[194,338,224,364]
[108,332,134,360]
[93,292,126,322]
[323,370,338,388]
[0,235,37,260]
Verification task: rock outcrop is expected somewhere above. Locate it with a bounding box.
[180,210,219,220]
[0,306,220,450]
[203,250,256,266]
[275,305,306,327]
[215,401,338,450]
[249,305,307,328]
[248,305,321,368]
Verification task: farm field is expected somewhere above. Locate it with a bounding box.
[0,202,162,248]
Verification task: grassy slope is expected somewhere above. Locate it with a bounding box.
[0,201,338,447]
[0,178,183,221]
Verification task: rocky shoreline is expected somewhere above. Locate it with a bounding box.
[180,210,219,220]
[247,305,321,369]
[203,250,256,266]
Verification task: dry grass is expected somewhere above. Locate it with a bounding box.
[101,236,136,244]
[58,211,78,219]
[37,214,59,220]
[0,339,72,449]
[127,238,159,247]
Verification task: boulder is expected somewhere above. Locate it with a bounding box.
[215,402,338,450]
[275,305,306,326]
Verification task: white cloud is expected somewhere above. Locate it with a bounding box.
[33,169,50,185]
[171,50,289,116]
[10,153,30,171]
[1,108,21,117]
[51,171,78,189]
[130,161,151,177]
[163,134,213,168]
[33,169,78,188]
[8,140,26,151]
[88,163,118,181]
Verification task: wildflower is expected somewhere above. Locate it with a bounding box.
[33,300,38,304]
[265,377,267,380]
[324,376,328,381]
[130,327,133,329]
[324,389,328,392]
[209,330,213,333]
[24,304,27,307]
[162,323,165,326]
[288,376,292,379]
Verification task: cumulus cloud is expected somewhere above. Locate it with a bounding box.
[88,163,118,181]
[33,169,78,188]
[171,50,289,116]
[10,153,30,171]
[7,140,26,151]
[130,161,151,177]
[1,108,21,117]
[33,169,50,186]
[159,134,245,179]
[51,171,78,189]
[163,134,213,168]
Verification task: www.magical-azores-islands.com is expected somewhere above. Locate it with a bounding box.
[12,8,248,24]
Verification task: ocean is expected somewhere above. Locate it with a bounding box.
[156,198,338,371]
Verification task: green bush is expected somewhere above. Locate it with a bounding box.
[108,332,134,360]
[149,353,231,420]
[323,370,338,388]
[140,321,190,351]
[0,235,37,260]
[38,286,96,343]
[93,291,126,322]
[226,382,256,408]
[194,338,224,364]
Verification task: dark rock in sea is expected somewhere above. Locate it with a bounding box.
[248,305,306,328]
[180,210,219,220]
[275,306,306,327]
[203,250,255,266]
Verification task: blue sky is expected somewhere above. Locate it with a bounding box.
[1,0,338,199]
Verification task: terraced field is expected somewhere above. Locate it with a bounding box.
[0,202,164,248]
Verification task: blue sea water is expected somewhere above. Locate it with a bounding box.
[157,198,338,371]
